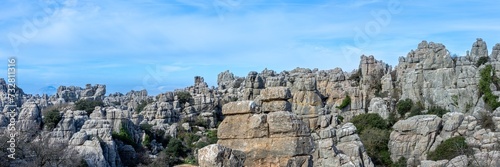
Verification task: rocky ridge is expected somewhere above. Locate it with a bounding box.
[1,38,500,166]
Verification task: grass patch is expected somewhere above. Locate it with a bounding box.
[336,95,351,109]
[476,56,489,67]
[350,113,387,132]
[135,100,150,113]
[427,136,469,161]
[176,91,192,104]
[207,130,218,144]
[397,99,413,116]
[408,101,425,117]
[74,99,104,116]
[479,65,500,111]
[427,106,450,117]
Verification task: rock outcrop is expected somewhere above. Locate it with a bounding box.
[217,89,315,166]
[53,84,106,103]
[212,87,374,166]
[3,39,500,167]
[389,115,442,166]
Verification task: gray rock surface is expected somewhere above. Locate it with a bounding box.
[470,38,488,62]
[217,97,315,166]
[389,115,442,165]
[198,144,246,167]
[3,38,500,167]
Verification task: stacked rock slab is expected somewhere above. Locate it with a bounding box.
[217,86,314,167]
[311,121,375,167]
[260,87,292,113]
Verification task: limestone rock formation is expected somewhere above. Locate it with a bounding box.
[217,92,315,166]
[54,84,106,103]
[368,97,391,119]
[213,86,374,167]
[470,38,488,62]
[16,101,42,132]
[4,38,500,167]
[0,78,24,109]
[389,115,442,166]
[313,122,374,167]
[51,110,88,140]
[491,43,500,61]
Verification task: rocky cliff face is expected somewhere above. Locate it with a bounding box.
[2,39,500,167]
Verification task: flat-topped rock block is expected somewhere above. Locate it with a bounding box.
[260,87,292,101]
[222,100,256,115]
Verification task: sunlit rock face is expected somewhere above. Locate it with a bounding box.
[5,39,500,167]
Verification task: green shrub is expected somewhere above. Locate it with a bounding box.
[142,134,151,148]
[409,110,423,117]
[427,106,449,117]
[391,157,407,167]
[351,113,387,133]
[78,159,89,167]
[195,141,209,149]
[397,99,413,116]
[479,65,500,111]
[112,124,135,147]
[352,114,392,166]
[43,109,62,130]
[135,100,149,113]
[427,136,468,161]
[184,155,198,165]
[194,117,208,128]
[140,123,153,135]
[337,115,344,123]
[177,91,192,104]
[349,69,362,83]
[179,132,201,149]
[465,102,473,112]
[387,112,398,128]
[336,95,351,109]
[373,82,384,97]
[230,96,238,102]
[74,99,104,115]
[480,112,495,130]
[207,130,218,144]
[359,127,392,165]
[408,101,425,117]
[154,129,171,147]
[476,56,489,67]
[165,137,187,158]
[452,95,459,106]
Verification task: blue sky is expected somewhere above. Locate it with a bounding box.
[0,0,499,95]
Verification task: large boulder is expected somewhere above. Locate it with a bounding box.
[389,115,442,165]
[221,101,256,115]
[470,38,488,62]
[217,114,268,139]
[259,87,292,101]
